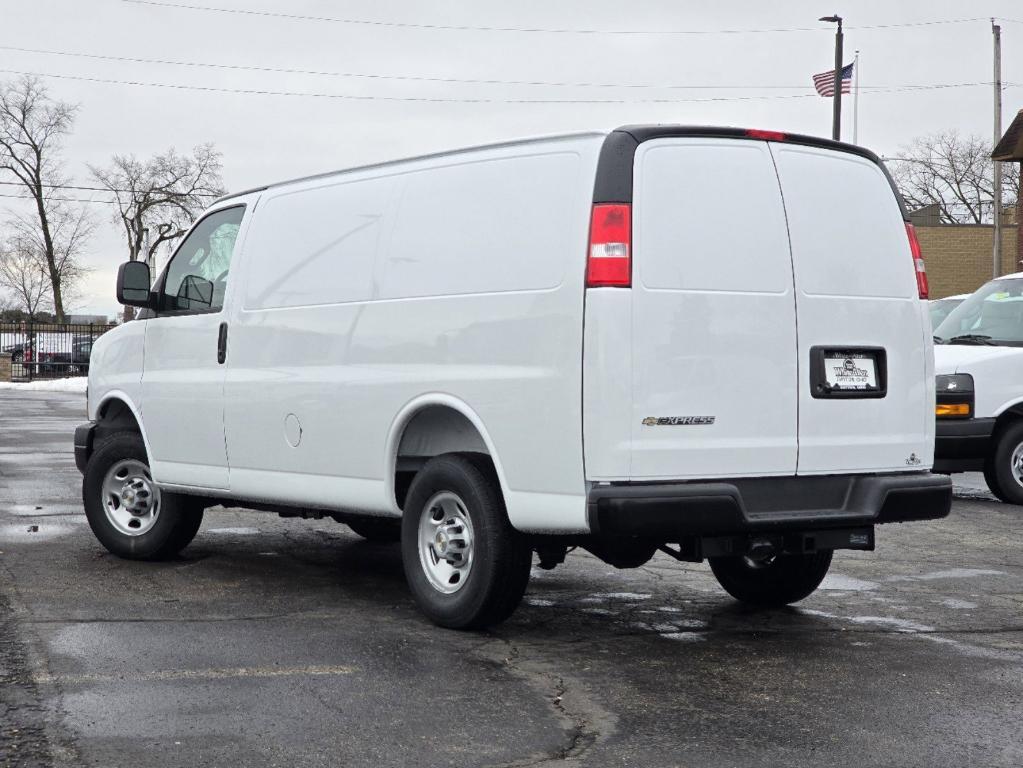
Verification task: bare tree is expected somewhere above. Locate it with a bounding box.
[89,145,225,319]
[7,205,93,313]
[0,234,50,316]
[887,131,1020,224]
[0,75,81,321]
[90,146,225,263]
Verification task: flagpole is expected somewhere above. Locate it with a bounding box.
[853,50,860,144]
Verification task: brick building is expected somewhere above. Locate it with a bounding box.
[911,208,1019,298]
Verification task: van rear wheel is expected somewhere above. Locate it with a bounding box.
[709,550,832,607]
[983,421,1023,505]
[401,454,531,629]
[83,432,205,560]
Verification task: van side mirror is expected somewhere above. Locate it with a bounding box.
[116,261,154,307]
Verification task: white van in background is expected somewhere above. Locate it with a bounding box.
[76,125,951,629]
[933,274,1023,502]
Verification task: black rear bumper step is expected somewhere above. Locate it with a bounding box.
[587,472,952,539]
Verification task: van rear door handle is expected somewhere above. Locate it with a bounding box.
[217,322,228,364]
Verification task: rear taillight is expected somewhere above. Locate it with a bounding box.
[586,203,631,287]
[905,222,929,299]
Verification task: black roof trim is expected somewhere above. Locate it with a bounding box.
[593,124,908,219]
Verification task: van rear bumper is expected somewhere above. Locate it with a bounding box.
[587,472,952,539]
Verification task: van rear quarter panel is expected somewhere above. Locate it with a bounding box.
[224,136,603,532]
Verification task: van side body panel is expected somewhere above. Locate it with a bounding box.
[223,137,603,532]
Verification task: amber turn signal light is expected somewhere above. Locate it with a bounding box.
[935,403,970,417]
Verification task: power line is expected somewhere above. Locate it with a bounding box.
[0,68,1004,105]
[0,179,220,197]
[0,44,826,91]
[0,44,995,94]
[0,192,118,205]
[120,1,989,35]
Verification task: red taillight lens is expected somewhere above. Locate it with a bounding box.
[905,222,929,299]
[586,203,631,287]
[746,128,787,141]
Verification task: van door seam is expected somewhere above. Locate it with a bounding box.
[766,142,801,474]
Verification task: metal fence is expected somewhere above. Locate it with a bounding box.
[1,322,114,381]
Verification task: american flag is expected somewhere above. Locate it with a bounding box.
[812,62,854,97]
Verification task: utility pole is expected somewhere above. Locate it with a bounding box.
[993,19,1003,279]
[820,15,844,140]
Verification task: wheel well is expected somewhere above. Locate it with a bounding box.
[993,405,1023,441]
[96,398,142,438]
[393,406,491,509]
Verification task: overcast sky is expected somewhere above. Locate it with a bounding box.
[2,0,1021,318]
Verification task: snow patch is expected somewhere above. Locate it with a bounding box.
[938,598,978,610]
[206,527,260,535]
[887,568,1004,583]
[660,632,706,643]
[847,615,935,633]
[589,592,651,601]
[0,378,88,393]
[525,598,555,607]
[819,573,879,592]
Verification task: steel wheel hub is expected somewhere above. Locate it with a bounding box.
[102,459,161,536]
[418,491,474,594]
[1012,443,1023,487]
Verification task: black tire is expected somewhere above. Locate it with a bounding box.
[984,421,1023,505]
[401,454,532,630]
[709,550,833,607]
[346,516,401,543]
[83,432,204,560]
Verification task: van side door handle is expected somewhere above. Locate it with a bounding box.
[217,322,228,364]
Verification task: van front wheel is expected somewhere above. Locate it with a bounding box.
[83,432,205,560]
[708,550,833,607]
[983,421,1023,505]
[401,454,531,629]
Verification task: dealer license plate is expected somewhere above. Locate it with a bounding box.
[822,352,878,391]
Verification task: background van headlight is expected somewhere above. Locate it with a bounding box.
[935,374,974,418]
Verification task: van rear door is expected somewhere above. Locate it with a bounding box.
[770,143,931,473]
[625,137,799,479]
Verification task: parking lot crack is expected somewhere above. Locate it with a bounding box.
[476,636,615,766]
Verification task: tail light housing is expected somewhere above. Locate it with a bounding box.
[586,203,631,287]
[905,222,929,299]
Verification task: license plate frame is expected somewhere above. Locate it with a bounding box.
[810,346,887,399]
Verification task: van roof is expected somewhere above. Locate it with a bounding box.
[214,125,888,206]
[214,130,608,204]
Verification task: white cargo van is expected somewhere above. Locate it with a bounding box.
[76,126,951,628]
[933,273,1023,503]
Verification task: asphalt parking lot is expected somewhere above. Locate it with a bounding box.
[1,390,1022,768]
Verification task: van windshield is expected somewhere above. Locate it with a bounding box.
[934,278,1023,346]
